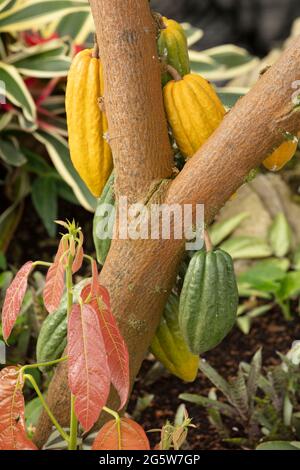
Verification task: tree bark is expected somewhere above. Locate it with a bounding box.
[33,0,300,448]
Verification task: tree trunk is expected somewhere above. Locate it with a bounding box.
[33,0,300,448]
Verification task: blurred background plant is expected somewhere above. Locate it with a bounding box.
[180,342,300,449]
[0,0,260,253]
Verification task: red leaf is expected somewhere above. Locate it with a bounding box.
[2,261,33,342]
[68,303,110,431]
[72,247,84,274]
[0,367,37,450]
[43,261,65,314]
[92,418,150,450]
[72,232,84,274]
[43,238,68,313]
[81,284,130,409]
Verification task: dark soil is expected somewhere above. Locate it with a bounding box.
[129,308,300,450]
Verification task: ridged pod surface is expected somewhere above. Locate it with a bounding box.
[150,292,198,382]
[179,250,238,355]
[66,49,113,197]
[93,172,115,265]
[263,137,298,171]
[163,73,226,158]
[157,16,190,86]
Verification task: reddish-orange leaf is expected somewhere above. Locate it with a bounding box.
[68,303,110,432]
[81,283,130,409]
[2,261,33,342]
[92,418,150,450]
[0,367,37,450]
[43,261,65,314]
[43,238,68,313]
[72,232,84,274]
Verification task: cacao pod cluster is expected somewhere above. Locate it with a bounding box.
[158,16,298,167]
[62,15,297,383]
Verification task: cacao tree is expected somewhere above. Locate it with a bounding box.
[32,0,300,447]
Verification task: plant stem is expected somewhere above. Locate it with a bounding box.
[103,406,121,449]
[32,261,52,268]
[204,230,213,252]
[66,249,78,450]
[69,394,78,450]
[24,374,70,444]
[166,64,182,81]
[20,356,68,374]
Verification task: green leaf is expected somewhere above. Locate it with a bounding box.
[199,359,233,404]
[0,139,26,166]
[209,212,249,246]
[23,148,54,175]
[268,213,292,258]
[220,236,272,260]
[57,180,80,206]
[237,305,273,334]
[0,200,23,252]
[34,130,96,212]
[236,316,251,335]
[25,397,43,429]
[189,44,259,81]
[0,1,18,14]
[0,0,89,32]
[238,259,289,294]
[0,251,7,270]
[292,244,300,270]
[181,22,203,47]
[55,10,91,43]
[238,284,272,299]
[217,87,248,109]
[179,393,237,419]
[7,39,71,78]
[229,368,248,418]
[0,61,36,122]
[256,441,300,450]
[239,259,289,283]
[31,176,57,237]
[0,111,13,130]
[247,349,262,405]
[277,271,300,301]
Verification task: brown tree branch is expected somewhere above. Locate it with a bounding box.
[89,0,173,203]
[33,0,300,448]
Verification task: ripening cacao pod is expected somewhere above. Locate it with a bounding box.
[157,16,190,86]
[150,292,198,382]
[163,73,226,158]
[179,249,238,355]
[66,48,113,197]
[263,137,298,171]
[93,172,115,265]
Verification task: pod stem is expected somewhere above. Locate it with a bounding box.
[166,64,182,82]
[92,34,100,58]
[204,230,213,252]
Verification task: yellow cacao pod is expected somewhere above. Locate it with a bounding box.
[163,73,226,158]
[66,49,113,197]
[150,293,198,382]
[263,138,298,171]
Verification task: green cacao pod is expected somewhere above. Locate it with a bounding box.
[93,172,115,265]
[150,292,198,382]
[36,280,86,368]
[179,249,238,355]
[157,16,190,86]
